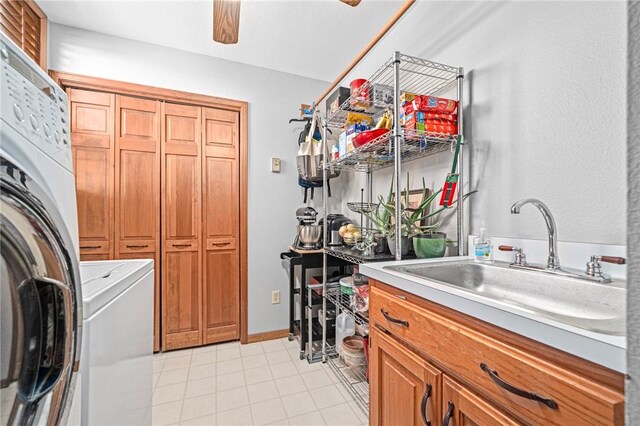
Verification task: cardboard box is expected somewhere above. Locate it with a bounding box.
[400,92,419,103]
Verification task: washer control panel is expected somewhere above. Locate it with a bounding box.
[1,34,73,172]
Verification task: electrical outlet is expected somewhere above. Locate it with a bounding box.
[271,157,281,173]
[271,290,280,304]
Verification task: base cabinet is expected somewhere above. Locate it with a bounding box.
[371,330,441,426]
[369,280,625,426]
[441,375,520,426]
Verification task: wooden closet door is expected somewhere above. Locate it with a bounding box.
[115,95,161,351]
[161,103,202,350]
[69,89,115,261]
[202,107,240,344]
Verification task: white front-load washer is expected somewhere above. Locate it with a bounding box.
[79,260,154,426]
[1,32,81,425]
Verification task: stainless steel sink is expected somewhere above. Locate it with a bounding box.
[384,260,626,335]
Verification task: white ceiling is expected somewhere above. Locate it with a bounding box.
[38,0,405,82]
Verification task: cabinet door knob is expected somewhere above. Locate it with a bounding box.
[172,243,191,248]
[126,244,149,249]
[212,241,230,246]
[80,245,101,250]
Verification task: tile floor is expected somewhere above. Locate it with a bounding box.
[152,337,368,426]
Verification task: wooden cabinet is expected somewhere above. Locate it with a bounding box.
[68,82,244,352]
[370,329,441,426]
[69,89,115,261]
[161,103,203,350]
[369,280,625,426]
[202,107,240,344]
[115,95,161,351]
[441,375,520,426]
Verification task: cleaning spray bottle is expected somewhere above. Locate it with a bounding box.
[473,225,493,264]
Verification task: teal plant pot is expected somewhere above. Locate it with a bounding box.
[387,236,410,256]
[413,233,447,259]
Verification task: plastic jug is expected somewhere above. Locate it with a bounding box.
[335,312,356,354]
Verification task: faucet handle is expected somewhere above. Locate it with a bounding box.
[499,245,527,266]
[586,255,625,279]
[599,256,626,265]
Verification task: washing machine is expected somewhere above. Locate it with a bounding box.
[79,260,154,425]
[1,31,154,425]
[1,32,81,425]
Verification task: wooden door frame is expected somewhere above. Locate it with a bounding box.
[51,71,250,344]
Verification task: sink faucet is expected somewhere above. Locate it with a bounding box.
[510,199,560,270]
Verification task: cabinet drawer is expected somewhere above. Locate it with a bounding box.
[165,239,198,252]
[119,240,156,253]
[206,238,236,251]
[370,286,624,425]
[79,240,110,255]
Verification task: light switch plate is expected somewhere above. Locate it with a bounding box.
[271,158,281,173]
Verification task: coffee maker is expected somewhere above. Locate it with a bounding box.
[293,207,322,250]
[319,214,353,246]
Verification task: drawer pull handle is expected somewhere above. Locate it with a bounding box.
[442,401,454,426]
[172,243,192,248]
[80,245,101,250]
[380,308,409,327]
[420,383,432,426]
[212,241,230,246]
[480,363,558,409]
[126,244,149,249]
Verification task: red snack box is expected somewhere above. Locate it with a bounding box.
[411,95,458,114]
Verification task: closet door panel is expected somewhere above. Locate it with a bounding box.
[164,251,201,349]
[165,154,199,242]
[69,89,115,260]
[203,250,239,343]
[115,95,161,350]
[161,103,202,350]
[202,107,240,344]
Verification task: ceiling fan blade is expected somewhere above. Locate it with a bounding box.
[213,0,240,44]
[339,0,362,6]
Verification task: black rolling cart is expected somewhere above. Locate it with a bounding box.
[280,246,351,362]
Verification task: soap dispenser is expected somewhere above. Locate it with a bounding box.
[474,226,494,264]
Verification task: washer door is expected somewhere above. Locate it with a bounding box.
[1,157,81,426]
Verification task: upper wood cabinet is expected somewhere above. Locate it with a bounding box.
[69,89,115,260]
[202,107,240,344]
[161,103,203,350]
[0,0,47,69]
[371,329,442,426]
[115,95,161,351]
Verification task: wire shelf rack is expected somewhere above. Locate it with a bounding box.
[324,285,369,326]
[326,129,457,172]
[325,344,369,414]
[325,246,405,264]
[326,53,459,128]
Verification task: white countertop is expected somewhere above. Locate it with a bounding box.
[360,256,626,373]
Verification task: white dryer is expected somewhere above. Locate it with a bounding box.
[79,260,154,426]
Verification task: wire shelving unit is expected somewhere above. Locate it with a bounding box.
[318,51,466,415]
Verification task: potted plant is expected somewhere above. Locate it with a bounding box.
[365,173,475,258]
